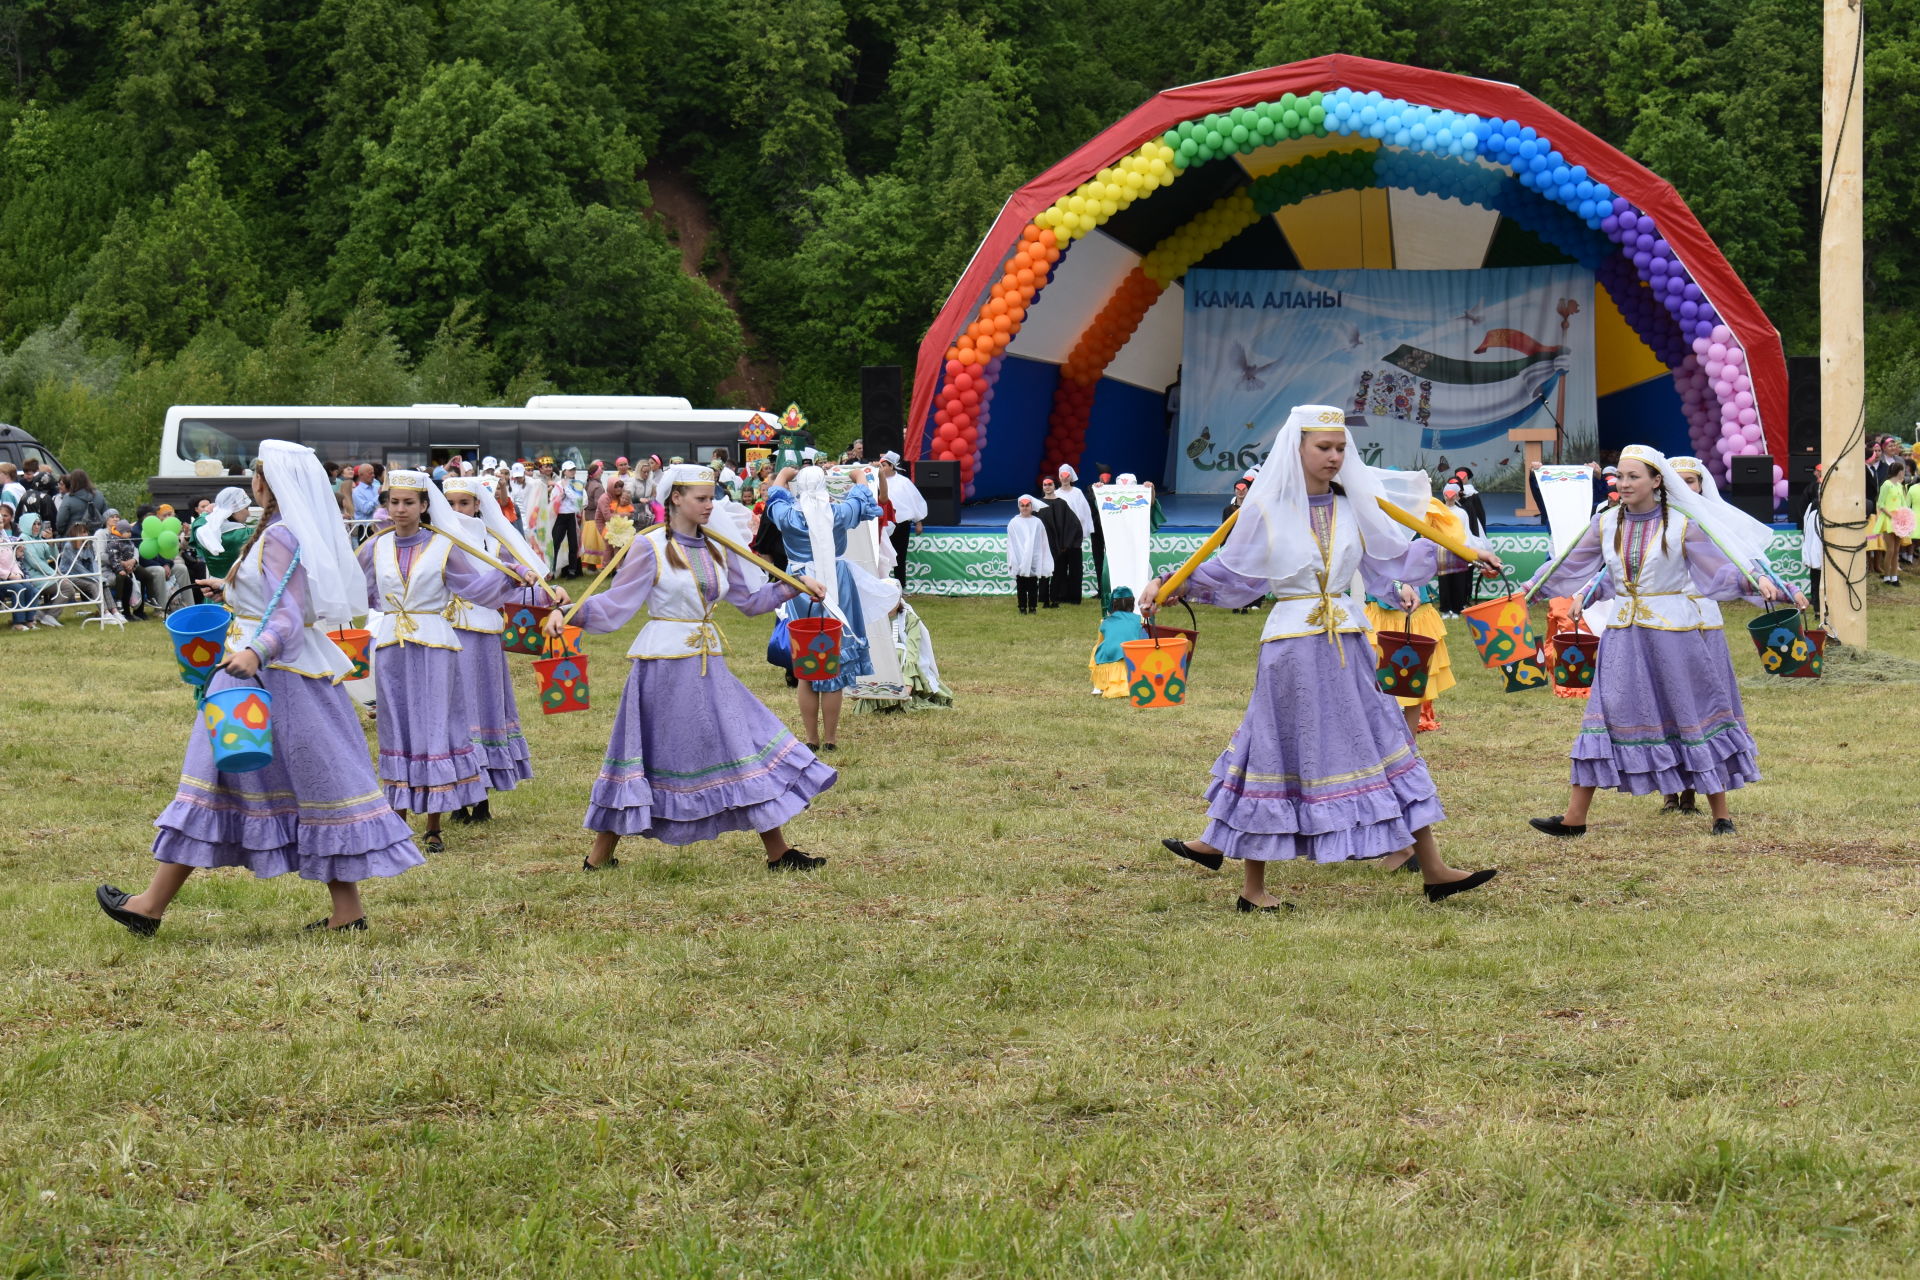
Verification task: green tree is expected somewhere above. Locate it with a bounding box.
[74,150,269,355]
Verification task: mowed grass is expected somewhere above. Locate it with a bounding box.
[5,588,1920,1278]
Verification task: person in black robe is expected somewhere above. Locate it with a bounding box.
[1036,478,1080,607]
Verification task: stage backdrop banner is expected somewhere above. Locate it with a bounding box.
[1176,266,1596,494]
[1092,483,1154,601]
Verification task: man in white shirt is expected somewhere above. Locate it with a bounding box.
[877,452,928,587]
[552,459,584,578]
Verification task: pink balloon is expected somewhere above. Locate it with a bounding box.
[1771,464,1784,481]
[1738,407,1758,425]
[1707,343,1728,362]
[1734,374,1752,393]
[1711,325,1732,344]
[1724,348,1745,368]
[1735,391,1753,409]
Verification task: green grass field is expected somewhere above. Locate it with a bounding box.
[6,589,1920,1277]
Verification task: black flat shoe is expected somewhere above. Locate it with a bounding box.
[1529,815,1586,838]
[1661,794,1680,813]
[1425,868,1498,903]
[303,916,367,932]
[1395,855,1421,873]
[1678,791,1699,814]
[449,805,473,824]
[95,884,160,937]
[1162,838,1223,871]
[583,855,619,871]
[424,832,444,853]
[1711,818,1736,836]
[468,798,492,823]
[1236,896,1294,913]
[821,743,837,752]
[768,849,826,872]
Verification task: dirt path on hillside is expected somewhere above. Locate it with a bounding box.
[642,165,781,409]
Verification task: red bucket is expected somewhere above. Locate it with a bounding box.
[1784,628,1826,678]
[533,652,590,714]
[1373,626,1438,699]
[502,603,554,655]
[789,616,843,682]
[1549,630,1600,690]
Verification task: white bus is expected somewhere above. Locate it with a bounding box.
[151,397,764,505]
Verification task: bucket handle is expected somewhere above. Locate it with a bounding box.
[1151,599,1197,649]
[791,593,853,632]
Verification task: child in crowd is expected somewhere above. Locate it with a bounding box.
[1089,586,1147,696]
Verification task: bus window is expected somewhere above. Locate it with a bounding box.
[514,419,628,470]
[301,418,410,471]
[176,418,293,472]
[20,443,62,476]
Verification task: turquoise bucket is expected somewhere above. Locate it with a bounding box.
[202,681,275,773]
[166,603,233,691]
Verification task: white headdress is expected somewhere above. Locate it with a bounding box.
[196,485,252,555]
[1621,444,1770,581]
[445,476,547,575]
[1214,405,1425,584]
[256,440,361,627]
[790,465,839,604]
[1058,464,1078,483]
[1017,494,1045,510]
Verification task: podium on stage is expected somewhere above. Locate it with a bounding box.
[1508,426,1559,517]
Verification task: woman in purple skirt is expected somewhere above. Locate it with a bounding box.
[1656,456,1739,815]
[357,471,531,852]
[443,476,547,823]
[96,440,420,937]
[545,464,836,873]
[1525,445,1802,838]
[1146,406,1500,913]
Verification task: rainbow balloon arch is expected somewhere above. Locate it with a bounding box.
[908,56,1788,508]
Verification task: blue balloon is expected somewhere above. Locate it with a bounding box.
[1570,165,1588,183]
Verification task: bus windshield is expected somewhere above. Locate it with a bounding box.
[175,417,293,472]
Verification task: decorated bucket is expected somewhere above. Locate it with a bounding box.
[789,616,844,682]
[327,627,373,680]
[501,602,554,655]
[1550,630,1600,690]
[202,681,275,773]
[533,652,590,714]
[1373,615,1438,700]
[1461,584,1537,669]
[1500,649,1550,693]
[165,603,232,691]
[1122,634,1191,708]
[1784,628,1826,679]
[1746,609,1812,676]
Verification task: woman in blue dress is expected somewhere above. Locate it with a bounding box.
[763,464,882,752]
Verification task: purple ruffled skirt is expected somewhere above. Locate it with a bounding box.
[452,628,531,792]
[373,642,487,813]
[152,668,421,882]
[586,655,838,844]
[1571,625,1758,795]
[1201,632,1444,862]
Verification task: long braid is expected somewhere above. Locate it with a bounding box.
[233,492,280,571]
[1657,481,1669,556]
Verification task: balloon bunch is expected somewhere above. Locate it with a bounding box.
[1044,191,1260,475]
[1594,253,1690,368]
[1322,89,1488,160]
[1246,148,1374,215]
[931,224,1062,498]
[1033,141,1179,245]
[141,513,182,560]
[1160,94,1330,170]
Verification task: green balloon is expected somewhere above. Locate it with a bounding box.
[162,515,182,533]
[139,538,159,559]
[158,531,180,558]
[142,515,161,537]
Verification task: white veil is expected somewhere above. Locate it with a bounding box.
[446,476,547,575]
[196,485,251,555]
[1214,405,1425,584]
[1628,446,1771,581]
[257,440,361,627]
[790,465,839,604]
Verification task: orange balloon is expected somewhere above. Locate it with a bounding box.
[1022,222,1040,241]
[993,315,1012,334]
[1011,253,1032,272]
[958,347,979,365]
[1038,229,1057,250]
[1016,269,1034,287]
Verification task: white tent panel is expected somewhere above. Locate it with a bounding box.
[1002,227,1184,393]
[1386,188,1501,270]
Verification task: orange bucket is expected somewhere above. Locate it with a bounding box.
[1122,634,1191,708]
[1461,585,1537,669]
[789,616,843,682]
[327,628,372,680]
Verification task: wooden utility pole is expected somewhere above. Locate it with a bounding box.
[1819,0,1867,647]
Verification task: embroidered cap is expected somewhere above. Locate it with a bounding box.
[387,469,431,492]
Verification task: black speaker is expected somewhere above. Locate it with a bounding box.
[1729,452,1777,520]
[860,365,903,461]
[1786,355,1820,481]
[913,459,960,526]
